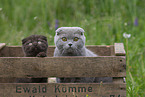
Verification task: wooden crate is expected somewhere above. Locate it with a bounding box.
[0,43,126,97]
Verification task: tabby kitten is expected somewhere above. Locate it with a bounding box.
[17,35,48,83]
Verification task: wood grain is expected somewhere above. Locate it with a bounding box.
[0,78,16,83]
[0,45,114,57]
[0,83,126,97]
[0,56,126,78]
[0,44,126,96]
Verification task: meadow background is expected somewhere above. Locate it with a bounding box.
[0,0,145,96]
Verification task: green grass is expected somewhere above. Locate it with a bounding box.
[0,0,145,96]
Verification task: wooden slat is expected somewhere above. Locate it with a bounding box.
[0,45,114,57]
[0,46,24,57]
[86,45,114,56]
[0,83,126,97]
[0,43,6,50]
[0,57,126,78]
[114,43,126,56]
[0,78,16,83]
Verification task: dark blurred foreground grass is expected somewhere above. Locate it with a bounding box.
[0,0,145,96]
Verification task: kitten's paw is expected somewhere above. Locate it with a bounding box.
[36,52,47,57]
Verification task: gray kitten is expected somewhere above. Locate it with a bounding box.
[54,27,112,83]
[54,27,97,57]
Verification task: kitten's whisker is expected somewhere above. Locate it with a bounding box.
[61,49,65,55]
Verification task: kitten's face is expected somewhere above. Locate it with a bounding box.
[22,35,48,56]
[54,27,86,56]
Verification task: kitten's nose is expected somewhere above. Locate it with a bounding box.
[68,43,72,47]
[33,42,37,46]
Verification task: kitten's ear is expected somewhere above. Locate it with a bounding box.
[77,29,84,35]
[56,28,63,35]
[41,36,48,42]
[81,31,84,35]
[22,38,27,45]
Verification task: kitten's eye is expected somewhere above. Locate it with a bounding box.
[38,41,42,44]
[62,37,67,41]
[74,37,79,41]
[28,43,32,46]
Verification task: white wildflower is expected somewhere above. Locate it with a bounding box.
[124,22,127,26]
[34,16,37,20]
[123,32,131,38]
[0,8,2,11]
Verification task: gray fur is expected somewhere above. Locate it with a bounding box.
[54,27,97,57]
[54,27,113,83]
[54,27,97,83]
